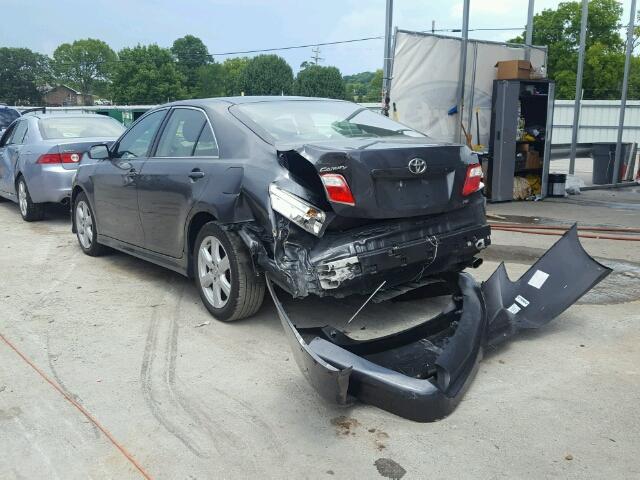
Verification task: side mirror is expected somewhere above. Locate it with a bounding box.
[88,144,110,160]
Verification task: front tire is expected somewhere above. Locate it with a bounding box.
[74,192,106,256]
[194,222,265,322]
[17,177,44,222]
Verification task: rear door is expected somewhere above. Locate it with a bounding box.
[0,120,28,196]
[92,109,167,246]
[137,107,222,258]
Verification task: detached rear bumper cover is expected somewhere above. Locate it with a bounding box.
[269,225,611,422]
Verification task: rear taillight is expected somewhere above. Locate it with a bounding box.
[37,152,81,164]
[462,163,483,196]
[320,173,356,206]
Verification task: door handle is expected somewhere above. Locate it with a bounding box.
[126,169,138,178]
[189,169,205,180]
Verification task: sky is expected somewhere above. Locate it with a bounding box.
[0,0,636,75]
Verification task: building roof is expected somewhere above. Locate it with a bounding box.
[46,84,82,95]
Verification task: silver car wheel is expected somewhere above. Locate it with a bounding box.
[75,200,93,249]
[198,236,232,308]
[18,181,28,216]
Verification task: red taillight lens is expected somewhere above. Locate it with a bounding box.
[462,163,483,196]
[320,173,356,206]
[37,152,81,164]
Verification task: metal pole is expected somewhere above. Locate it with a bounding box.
[524,0,535,61]
[382,0,394,115]
[612,0,637,186]
[455,0,470,142]
[569,0,589,174]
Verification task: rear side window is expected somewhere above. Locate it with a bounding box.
[7,120,28,145]
[193,125,218,157]
[155,108,218,158]
[39,116,124,140]
[114,110,166,159]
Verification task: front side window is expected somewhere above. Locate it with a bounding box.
[114,110,166,159]
[233,100,427,144]
[39,116,124,140]
[156,108,208,157]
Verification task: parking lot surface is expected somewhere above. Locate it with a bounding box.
[1,191,639,479]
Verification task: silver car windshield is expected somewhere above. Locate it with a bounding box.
[236,100,426,143]
[39,116,125,140]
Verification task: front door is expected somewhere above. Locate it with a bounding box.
[137,107,222,258]
[92,109,167,246]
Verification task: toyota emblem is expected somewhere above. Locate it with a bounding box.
[408,158,427,175]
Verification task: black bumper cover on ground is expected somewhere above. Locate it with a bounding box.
[268,225,611,422]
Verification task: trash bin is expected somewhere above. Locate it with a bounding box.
[591,143,630,184]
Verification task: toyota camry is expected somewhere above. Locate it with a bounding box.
[72,97,490,321]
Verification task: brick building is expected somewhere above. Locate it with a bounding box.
[43,85,94,107]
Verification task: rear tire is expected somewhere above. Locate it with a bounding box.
[74,192,106,256]
[194,222,265,322]
[17,177,44,222]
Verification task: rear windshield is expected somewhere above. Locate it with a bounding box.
[0,109,20,129]
[234,100,426,143]
[39,116,125,140]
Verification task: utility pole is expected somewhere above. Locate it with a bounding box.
[612,0,637,185]
[311,46,323,65]
[382,0,394,116]
[524,0,535,61]
[454,0,470,142]
[569,0,588,175]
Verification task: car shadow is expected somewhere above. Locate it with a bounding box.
[0,200,71,225]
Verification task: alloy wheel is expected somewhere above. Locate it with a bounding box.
[18,181,27,217]
[198,236,232,308]
[75,200,93,249]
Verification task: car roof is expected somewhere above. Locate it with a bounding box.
[166,96,352,108]
[25,112,116,120]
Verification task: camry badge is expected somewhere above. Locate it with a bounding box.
[408,158,427,175]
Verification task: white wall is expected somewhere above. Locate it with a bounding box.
[552,100,640,144]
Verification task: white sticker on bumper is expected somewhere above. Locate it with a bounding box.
[528,270,549,289]
[507,303,521,315]
[515,295,530,307]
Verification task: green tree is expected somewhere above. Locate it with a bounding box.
[294,65,346,99]
[344,71,375,101]
[52,39,116,95]
[195,63,225,98]
[509,0,627,99]
[110,44,186,104]
[0,48,51,104]
[171,35,210,95]
[221,57,249,95]
[364,69,383,102]
[241,54,294,95]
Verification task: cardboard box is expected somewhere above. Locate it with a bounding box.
[495,60,532,80]
[525,150,541,169]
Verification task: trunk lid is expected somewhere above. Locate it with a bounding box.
[284,138,477,219]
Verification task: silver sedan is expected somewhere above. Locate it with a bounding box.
[0,113,124,221]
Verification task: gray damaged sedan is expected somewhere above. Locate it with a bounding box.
[0,113,124,221]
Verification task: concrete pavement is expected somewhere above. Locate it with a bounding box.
[0,191,638,479]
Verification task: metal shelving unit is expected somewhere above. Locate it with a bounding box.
[487,79,555,201]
